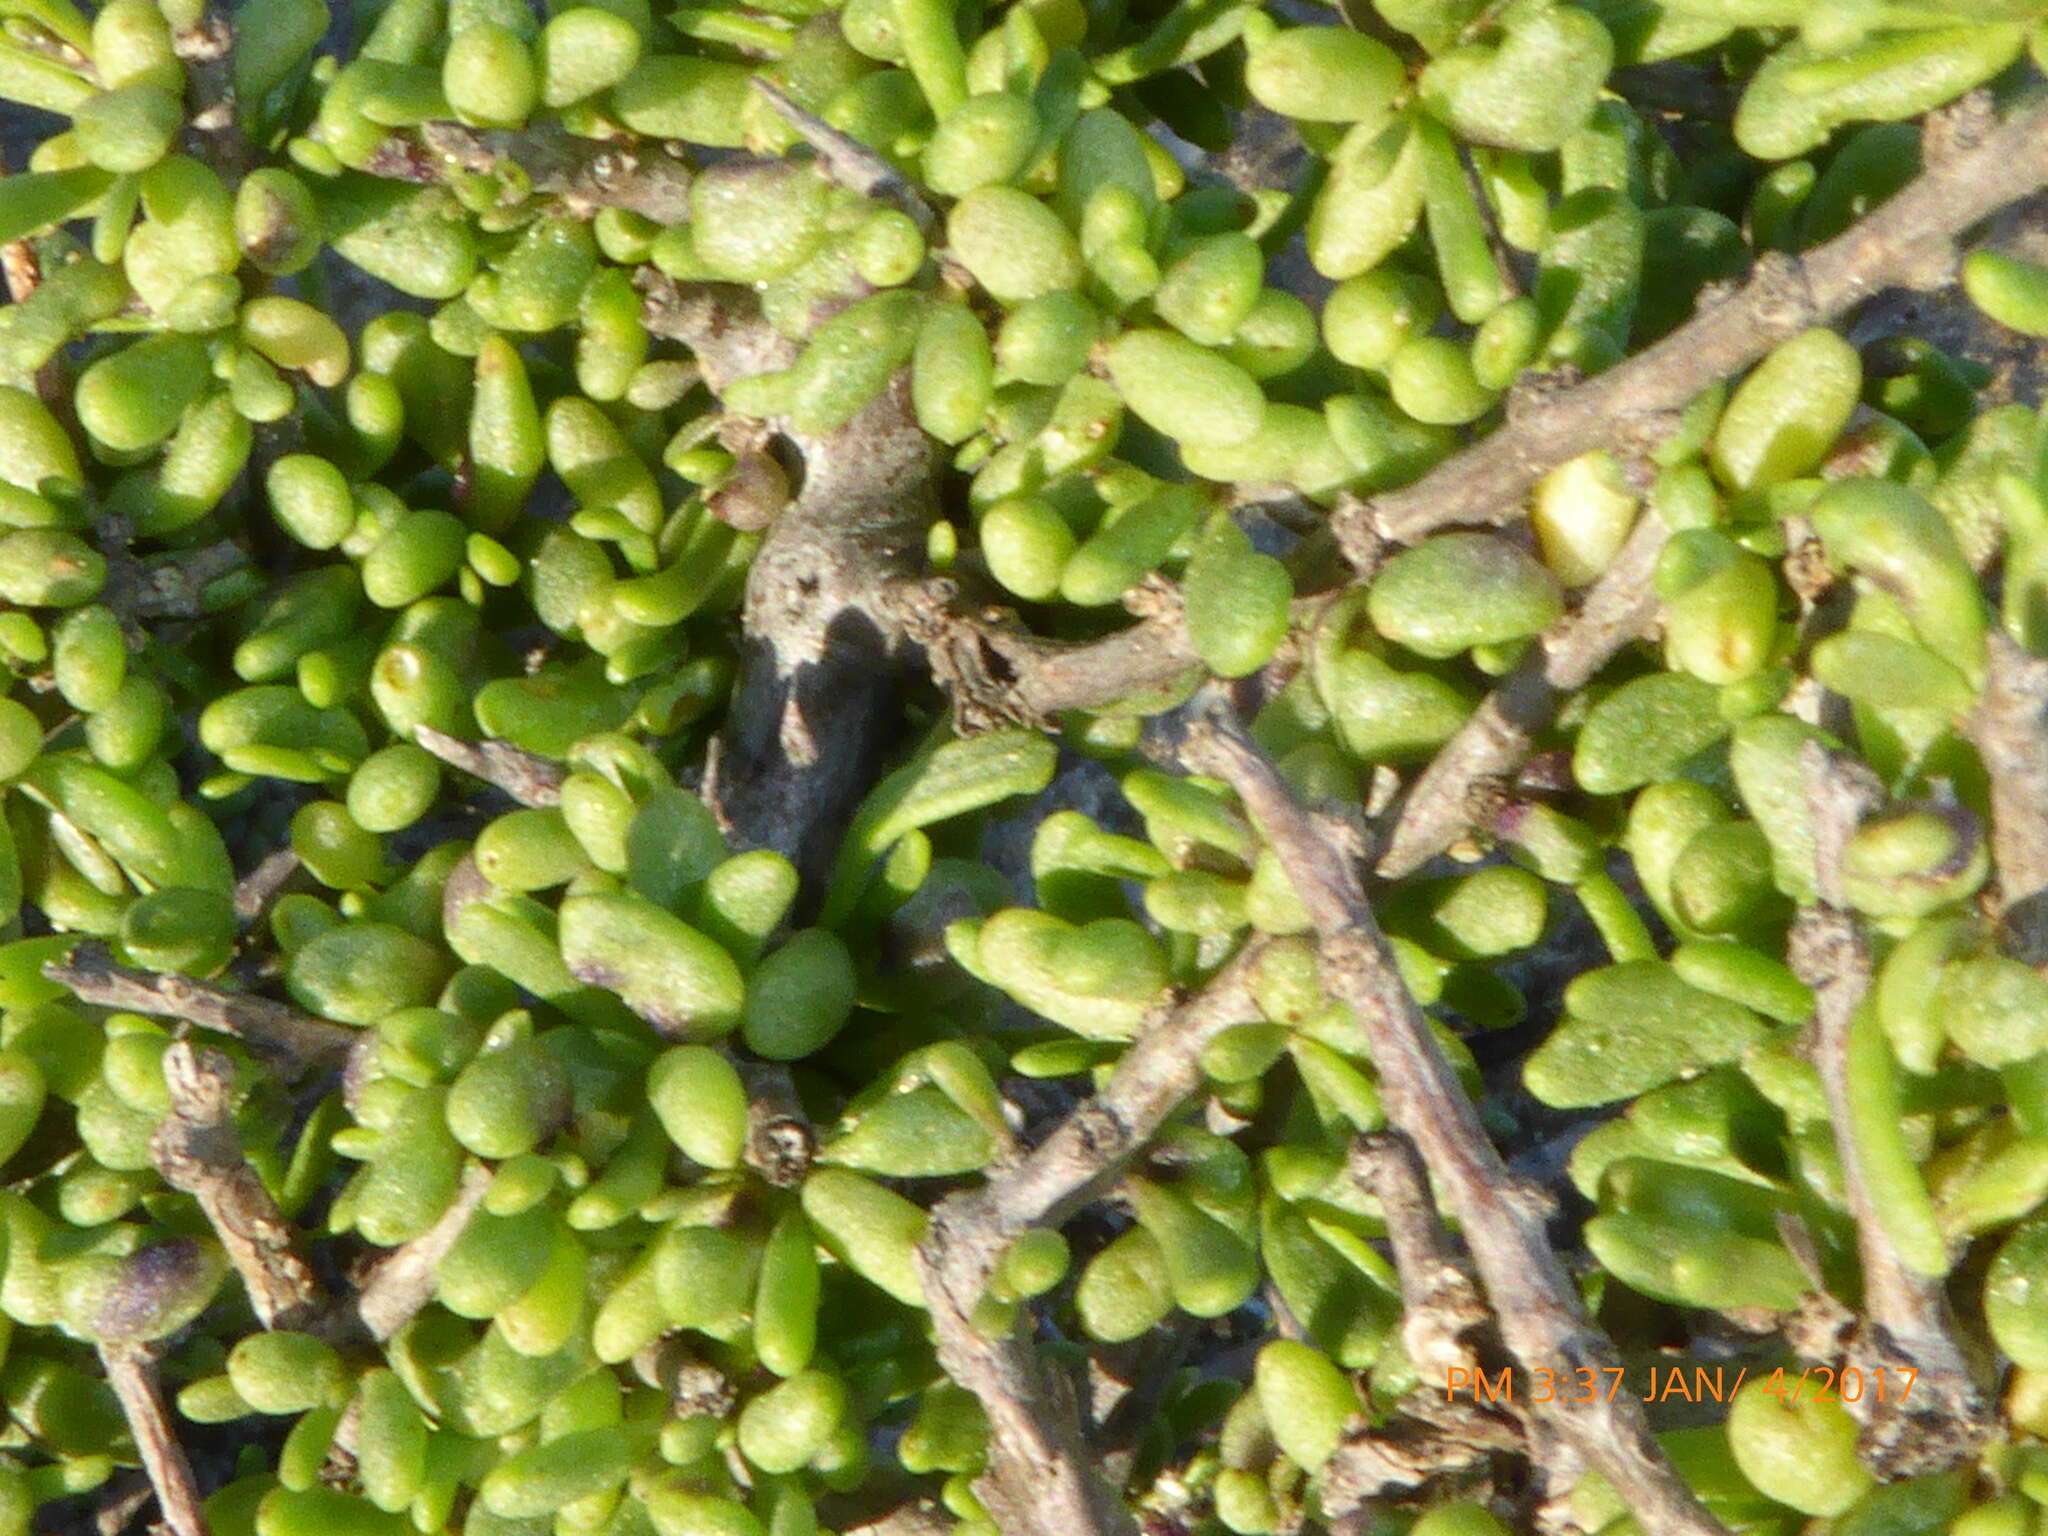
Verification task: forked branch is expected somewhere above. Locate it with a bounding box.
[919,93,2048,874]
[1179,704,1725,1536]
[1376,510,1670,879]
[916,945,1265,1536]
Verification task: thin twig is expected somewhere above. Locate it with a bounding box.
[45,942,356,1071]
[1969,631,2048,965]
[915,945,1265,1536]
[752,79,936,231]
[1178,705,1724,1536]
[151,1043,324,1331]
[99,1343,207,1536]
[91,1473,154,1536]
[231,848,303,926]
[1788,740,1992,1476]
[1336,94,2048,555]
[342,1163,492,1343]
[911,94,2048,737]
[1319,1133,1524,1512]
[895,583,1202,729]
[1375,511,1670,879]
[412,725,565,808]
[416,121,694,223]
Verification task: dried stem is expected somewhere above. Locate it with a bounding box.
[752,79,935,231]
[1178,706,1724,1536]
[342,1163,492,1343]
[416,121,694,223]
[1789,740,1992,1476]
[45,942,356,1072]
[1318,1133,1526,1512]
[0,236,35,306]
[93,519,249,634]
[1970,631,2048,965]
[897,584,1202,729]
[914,94,2048,749]
[915,945,1265,1536]
[91,1473,154,1536]
[231,848,303,926]
[412,725,566,808]
[1336,94,2048,554]
[738,1060,814,1189]
[637,272,801,388]
[841,1503,954,1536]
[1377,511,1670,878]
[151,1042,324,1331]
[171,4,248,179]
[641,275,941,886]
[709,372,936,887]
[99,1343,207,1536]
[1351,1132,1492,1388]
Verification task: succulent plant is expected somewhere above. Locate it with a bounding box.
[0,1,2046,1535]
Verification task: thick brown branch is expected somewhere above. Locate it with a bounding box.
[1337,94,2048,555]
[637,271,802,390]
[1789,741,1992,1475]
[45,943,356,1072]
[1376,511,1670,878]
[706,380,934,885]
[99,1343,207,1536]
[642,277,939,884]
[1970,631,2048,965]
[151,1043,323,1331]
[1179,707,1724,1536]
[915,946,1265,1536]
[412,725,565,808]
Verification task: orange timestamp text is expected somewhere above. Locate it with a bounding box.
[1442,1364,1918,1407]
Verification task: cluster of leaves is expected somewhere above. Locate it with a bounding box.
[0,0,2047,1533]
